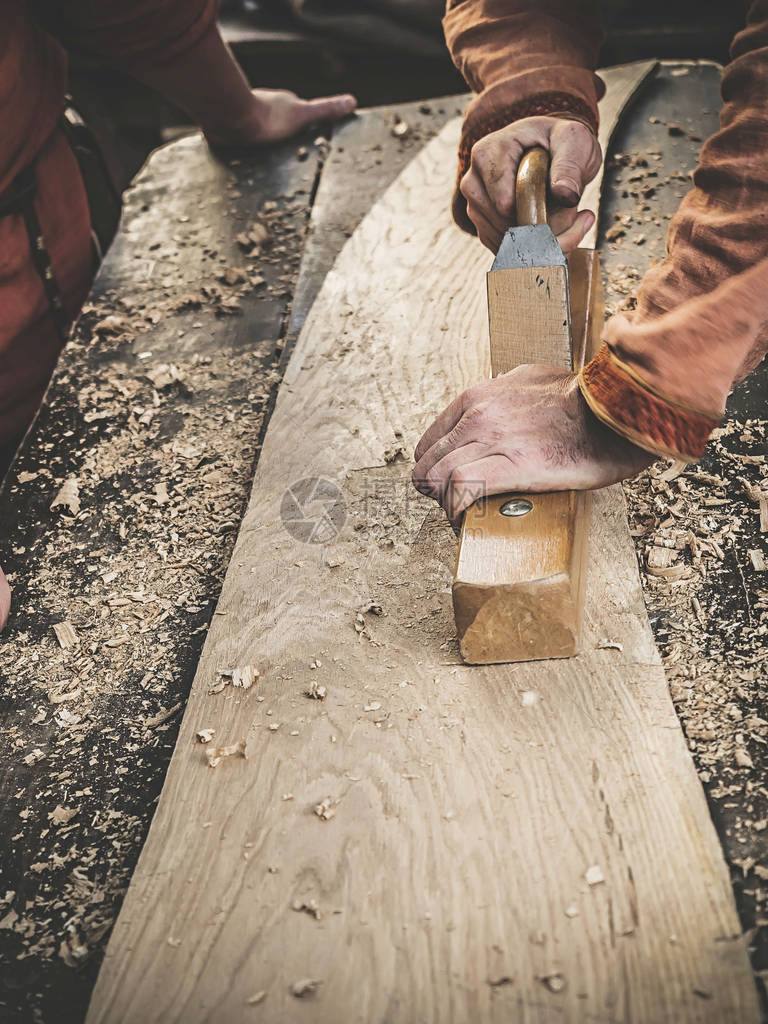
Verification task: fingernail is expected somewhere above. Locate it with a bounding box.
[553,179,580,204]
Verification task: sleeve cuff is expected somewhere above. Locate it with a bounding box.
[578,344,721,463]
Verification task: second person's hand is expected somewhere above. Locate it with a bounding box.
[204,88,357,147]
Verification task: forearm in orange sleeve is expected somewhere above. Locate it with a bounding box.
[579,0,768,463]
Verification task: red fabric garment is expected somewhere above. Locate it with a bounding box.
[0,128,93,441]
[0,0,217,445]
[0,4,65,195]
[444,0,768,462]
[34,0,218,69]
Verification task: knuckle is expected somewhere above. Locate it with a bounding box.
[461,400,486,426]
[424,464,443,491]
[448,465,471,490]
[470,137,490,163]
[558,118,590,139]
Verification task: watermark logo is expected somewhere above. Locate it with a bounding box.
[280,477,347,544]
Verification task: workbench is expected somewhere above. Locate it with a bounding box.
[0,66,767,1023]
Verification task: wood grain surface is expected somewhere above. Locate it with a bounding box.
[87,112,760,1022]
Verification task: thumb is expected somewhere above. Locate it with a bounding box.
[549,123,597,207]
[555,209,595,253]
[301,94,357,125]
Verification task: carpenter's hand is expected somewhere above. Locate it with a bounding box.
[460,116,602,253]
[205,89,357,147]
[412,365,654,526]
[0,567,10,631]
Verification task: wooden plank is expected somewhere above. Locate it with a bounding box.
[87,115,760,1024]
[284,97,469,346]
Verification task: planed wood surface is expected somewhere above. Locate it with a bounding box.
[88,110,760,1023]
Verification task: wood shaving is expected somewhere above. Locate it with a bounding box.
[49,806,78,826]
[540,973,567,993]
[210,664,259,694]
[290,978,321,998]
[291,898,322,920]
[391,117,410,139]
[232,665,259,689]
[597,639,624,651]
[314,797,337,821]
[50,477,81,516]
[236,221,271,251]
[52,621,79,650]
[144,363,186,390]
[142,702,184,730]
[206,739,247,768]
[585,865,604,886]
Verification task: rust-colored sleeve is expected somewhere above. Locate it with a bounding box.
[579,0,768,463]
[37,0,218,69]
[444,0,605,231]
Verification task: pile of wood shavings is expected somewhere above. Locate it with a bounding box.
[624,424,768,962]
[0,155,311,1021]
[601,133,768,980]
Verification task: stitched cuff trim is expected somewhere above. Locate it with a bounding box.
[578,344,720,463]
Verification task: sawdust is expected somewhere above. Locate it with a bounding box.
[0,140,314,1013]
[605,200,768,971]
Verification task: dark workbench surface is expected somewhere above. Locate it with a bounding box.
[1,69,767,1022]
